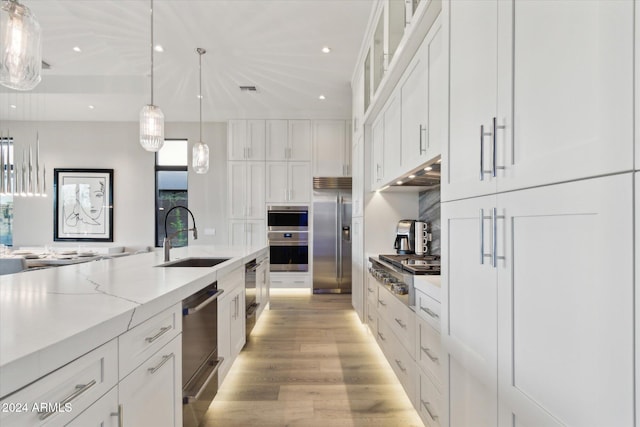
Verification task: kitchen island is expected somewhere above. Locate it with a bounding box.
[0,245,267,426]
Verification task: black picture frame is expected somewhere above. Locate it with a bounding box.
[53,168,114,242]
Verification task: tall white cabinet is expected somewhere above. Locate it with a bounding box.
[441,1,636,427]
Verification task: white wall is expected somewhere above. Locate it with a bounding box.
[6,120,228,249]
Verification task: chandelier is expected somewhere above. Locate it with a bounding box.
[139,0,164,152]
[0,0,42,91]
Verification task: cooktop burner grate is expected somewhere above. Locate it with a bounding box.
[378,254,441,275]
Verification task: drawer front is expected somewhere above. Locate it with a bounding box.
[0,340,118,427]
[416,289,441,330]
[118,303,182,379]
[377,318,416,405]
[416,317,443,387]
[418,371,442,427]
[366,275,378,305]
[377,286,415,358]
[65,386,118,426]
[365,300,377,336]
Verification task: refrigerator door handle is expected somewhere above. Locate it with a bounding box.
[336,195,342,281]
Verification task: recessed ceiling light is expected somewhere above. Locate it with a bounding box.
[88,105,95,109]
[10,104,16,109]
[436,158,442,163]
[154,45,164,53]
[72,46,81,52]
[318,95,326,100]
[424,166,433,171]
[321,46,331,53]
[408,175,416,179]
[396,180,403,185]
[197,94,203,99]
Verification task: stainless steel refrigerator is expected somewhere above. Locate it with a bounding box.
[312,180,352,294]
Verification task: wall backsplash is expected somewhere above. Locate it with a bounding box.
[418,186,440,255]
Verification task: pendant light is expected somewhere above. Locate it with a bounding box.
[139,0,164,152]
[0,0,42,91]
[192,47,209,174]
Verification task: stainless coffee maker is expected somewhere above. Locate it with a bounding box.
[394,220,416,254]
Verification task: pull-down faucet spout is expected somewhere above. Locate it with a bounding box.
[163,206,198,262]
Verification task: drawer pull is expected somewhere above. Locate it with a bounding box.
[421,346,439,363]
[394,359,406,373]
[394,318,407,329]
[110,404,123,427]
[421,399,439,421]
[367,315,374,322]
[38,379,97,420]
[148,353,174,375]
[420,306,439,319]
[368,287,374,293]
[145,325,172,343]
[378,299,387,307]
[377,332,386,341]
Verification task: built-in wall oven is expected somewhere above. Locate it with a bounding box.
[267,205,309,272]
[182,282,224,427]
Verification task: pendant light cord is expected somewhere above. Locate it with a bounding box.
[196,48,206,142]
[150,0,154,105]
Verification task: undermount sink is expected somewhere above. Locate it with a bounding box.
[158,257,230,268]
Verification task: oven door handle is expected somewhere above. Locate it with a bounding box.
[183,289,224,315]
[268,241,307,246]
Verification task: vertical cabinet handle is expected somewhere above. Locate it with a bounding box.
[492,117,506,177]
[480,209,492,264]
[479,124,493,180]
[419,125,427,154]
[111,404,123,427]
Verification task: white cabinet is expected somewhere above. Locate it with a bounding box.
[352,135,364,217]
[266,161,311,203]
[371,114,385,189]
[266,120,311,161]
[217,266,245,385]
[441,175,634,427]
[443,0,634,202]
[228,161,265,220]
[229,220,265,247]
[256,254,269,318]
[312,120,351,177]
[382,94,401,182]
[400,18,443,173]
[228,119,266,161]
[119,335,182,427]
[351,217,364,321]
[65,387,119,427]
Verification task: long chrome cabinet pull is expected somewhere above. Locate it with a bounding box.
[421,400,439,421]
[377,332,386,341]
[419,125,427,154]
[394,318,407,329]
[480,209,493,264]
[148,353,174,374]
[420,306,439,319]
[394,359,407,372]
[491,207,506,268]
[145,325,172,343]
[492,117,506,177]
[479,125,493,180]
[38,379,97,420]
[378,299,387,307]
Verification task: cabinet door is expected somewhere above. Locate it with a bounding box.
[371,115,385,189]
[496,175,634,427]
[288,120,312,161]
[228,162,247,218]
[313,120,346,177]
[498,0,633,193]
[351,216,364,321]
[246,220,266,247]
[119,335,182,427]
[246,120,266,160]
[228,120,247,160]
[65,387,118,427]
[217,293,232,385]
[246,162,265,219]
[352,135,364,217]
[441,194,497,427]
[426,22,444,163]
[266,120,288,160]
[265,162,288,203]
[383,94,402,181]
[288,162,311,203]
[443,0,498,201]
[229,220,246,246]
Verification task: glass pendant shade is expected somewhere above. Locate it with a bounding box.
[192,141,209,174]
[0,0,42,91]
[140,104,164,152]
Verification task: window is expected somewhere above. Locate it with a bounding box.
[155,139,188,247]
[0,138,14,246]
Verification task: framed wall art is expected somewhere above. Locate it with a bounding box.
[53,168,114,242]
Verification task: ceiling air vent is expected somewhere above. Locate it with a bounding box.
[239,85,257,92]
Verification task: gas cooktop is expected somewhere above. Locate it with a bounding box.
[378,254,441,275]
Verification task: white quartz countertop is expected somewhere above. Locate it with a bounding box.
[0,245,266,398]
[414,275,441,303]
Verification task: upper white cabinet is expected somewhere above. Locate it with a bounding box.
[228,119,266,161]
[266,161,311,203]
[443,0,634,202]
[266,120,312,161]
[400,18,443,173]
[371,113,385,190]
[383,94,401,181]
[441,174,634,427]
[313,120,351,177]
[352,135,364,217]
[227,161,265,220]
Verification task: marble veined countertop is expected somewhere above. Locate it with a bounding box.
[0,245,267,398]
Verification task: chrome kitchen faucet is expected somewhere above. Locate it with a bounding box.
[163,206,198,262]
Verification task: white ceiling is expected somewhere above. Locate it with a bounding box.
[0,0,374,123]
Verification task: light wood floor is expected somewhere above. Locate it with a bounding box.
[203,289,424,427]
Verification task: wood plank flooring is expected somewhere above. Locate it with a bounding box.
[203,289,424,427]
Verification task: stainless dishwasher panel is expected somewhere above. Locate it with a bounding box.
[182,283,224,427]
